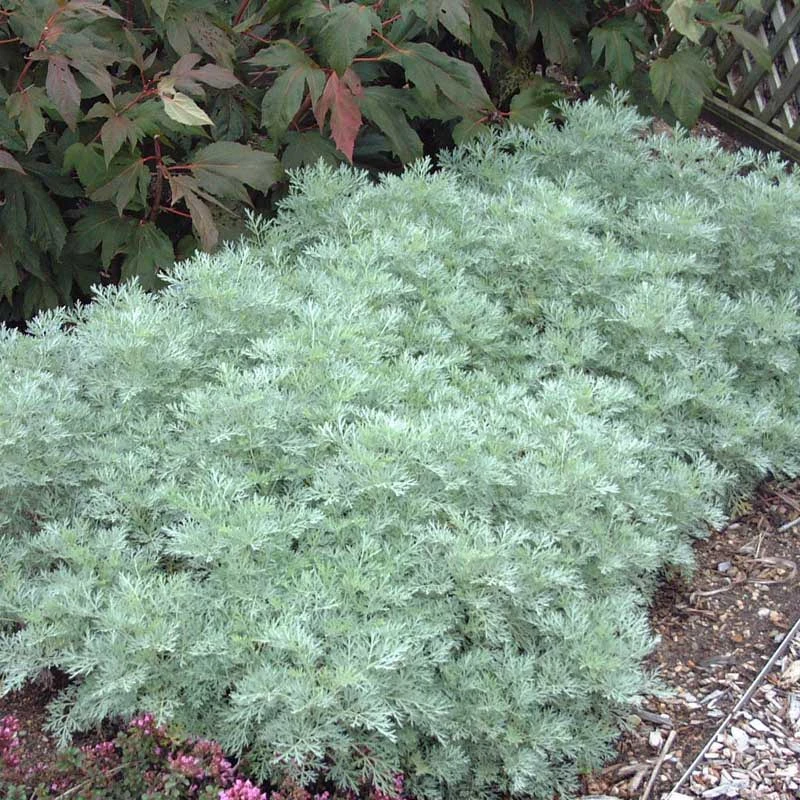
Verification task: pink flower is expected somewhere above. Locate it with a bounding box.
[169,751,204,779]
[219,778,268,800]
[0,715,21,769]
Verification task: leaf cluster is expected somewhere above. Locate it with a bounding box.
[0,0,772,322]
[1,95,799,800]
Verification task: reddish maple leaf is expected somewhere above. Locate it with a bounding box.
[314,68,364,163]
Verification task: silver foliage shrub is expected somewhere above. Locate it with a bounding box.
[1,95,799,799]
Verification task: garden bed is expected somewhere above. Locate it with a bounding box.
[2,97,800,800]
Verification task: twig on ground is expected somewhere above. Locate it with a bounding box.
[640,728,676,800]
[778,515,800,532]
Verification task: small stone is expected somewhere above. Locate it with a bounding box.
[648,729,663,749]
[757,607,771,618]
[780,660,800,687]
[702,783,744,798]
[788,693,800,724]
[729,725,750,752]
[625,713,642,728]
[718,561,732,572]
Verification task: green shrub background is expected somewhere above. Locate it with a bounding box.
[1,96,799,799]
[1,0,769,323]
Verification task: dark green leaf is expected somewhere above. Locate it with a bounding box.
[359,87,423,163]
[7,88,48,151]
[429,0,471,43]
[589,19,647,85]
[166,18,192,55]
[508,79,564,127]
[69,204,136,268]
[256,45,326,141]
[191,141,284,196]
[100,116,138,166]
[71,58,114,102]
[248,40,315,69]
[0,150,25,174]
[315,3,380,75]
[121,222,173,288]
[281,130,343,169]
[63,142,107,189]
[150,0,171,20]
[469,1,501,70]
[23,279,62,318]
[0,241,21,302]
[388,42,493,115]
[65,0,125,21]
[650,49,715,127]
[0,108,26,153]
[185,12,236,68]
[210,93,251,142]
[505,0,584,65]
[90,159,151,215]
[1,174,67,257]
[19,159,83,198]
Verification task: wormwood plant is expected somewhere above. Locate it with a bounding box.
[1,95,800,800]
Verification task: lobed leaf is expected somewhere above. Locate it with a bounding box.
[6,88,48,151]
[650,48,715,127]
[314,69,364,163]
[121,221,174,288]
[388,42,493,115]
[315,2,380,75]
[46,55,82,130]
[190,141,284,196]
[90,159,151,216]
[359,87,424,163]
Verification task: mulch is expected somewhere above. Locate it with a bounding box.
[582,478,800,800]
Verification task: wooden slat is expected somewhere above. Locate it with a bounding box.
[789,114,800,141]
[704,93,800,158]
[759,57,800,124]
[730,4,800,108]
[714,0,778,80]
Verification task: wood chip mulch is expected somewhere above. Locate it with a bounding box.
[582,479,800,800]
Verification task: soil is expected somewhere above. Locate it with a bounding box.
[581,478,800,799]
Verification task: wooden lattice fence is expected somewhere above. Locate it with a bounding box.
[702,0,800,161]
